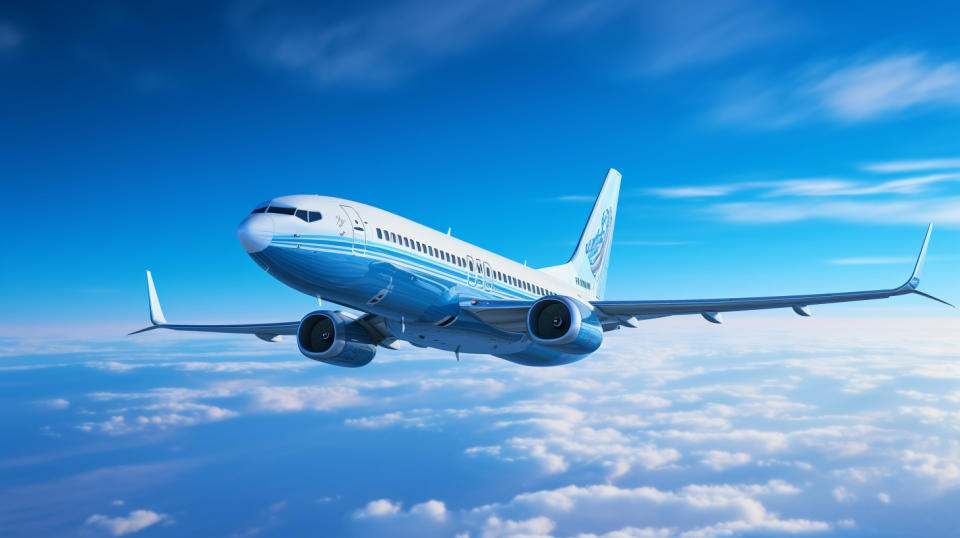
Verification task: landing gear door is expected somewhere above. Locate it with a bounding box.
[340,205,366,255]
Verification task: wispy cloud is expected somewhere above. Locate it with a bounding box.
[639,0,797,74]
[551,194,595,202]
[616,240,698,247]
[829,257,914,266]
[863,158,960,174]
[232,0,549,88]
[649,174,960,199]
[0,22,23,53]
[714,53,960,127]
[232,0,796,88]
[710,198,960,225]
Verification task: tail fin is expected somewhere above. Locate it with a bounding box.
[540,168,621,299]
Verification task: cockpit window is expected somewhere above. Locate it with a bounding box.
[251,207,267,214]
[293,209,322,222]
[267,206,295,215]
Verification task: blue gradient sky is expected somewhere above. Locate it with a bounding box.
[2,0,960,330]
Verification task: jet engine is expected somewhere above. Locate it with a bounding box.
[525,296,602,355]
[297,311,377,367]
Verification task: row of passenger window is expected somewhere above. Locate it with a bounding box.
[251,206,323,223]
[375,227,555,297]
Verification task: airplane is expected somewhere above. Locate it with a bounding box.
[132,169,952,367]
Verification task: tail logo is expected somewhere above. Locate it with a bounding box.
[585,208,613,276]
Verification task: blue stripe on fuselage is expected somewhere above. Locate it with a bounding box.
[272,234,537,302]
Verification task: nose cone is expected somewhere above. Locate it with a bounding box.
[237,214,274,253]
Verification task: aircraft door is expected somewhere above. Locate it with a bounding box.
[466,256,476,287]
[482,261,493,292]
[340,205,366,255]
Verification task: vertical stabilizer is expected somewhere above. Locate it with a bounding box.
[540,169,621,300]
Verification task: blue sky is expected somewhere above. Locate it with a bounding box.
[3,1,960,537]
[2,0,960,328]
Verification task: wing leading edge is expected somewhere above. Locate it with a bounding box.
[129,272,394,345]
[593,224,952,327]
[129,271,301,341]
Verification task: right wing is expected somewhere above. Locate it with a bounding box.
[128,272,300,341]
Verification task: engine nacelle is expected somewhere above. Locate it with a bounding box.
[297,311,377,367]
[526,296,603,355]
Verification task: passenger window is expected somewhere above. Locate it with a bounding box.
[376,228,383,239]
[468,260,474,271]
[390,232,397,243]
[404,237,410,247]
[416,241,421,251]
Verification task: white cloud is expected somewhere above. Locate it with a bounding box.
[714,52,960,126]
[410,500,448,522]
[461,480,824,538]
[699,450,752,471]
[85,510,168,536]
[877,492,891,504]
[251,385,364,412]
[354,499,402,519]
[709,198,960,225]
[37,398,70,409]
[902,450,960,487]
[832,486,855,503]
[863,158,960,173]
[649,173,960,200]
[812,54,960,121]
[482,515,556,538]
[352,498,447,523]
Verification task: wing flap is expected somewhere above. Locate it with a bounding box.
[460,299,530,333]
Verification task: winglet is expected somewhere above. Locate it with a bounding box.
[895,224,954,308]
[146,271,167,325]
[905,224,932,290]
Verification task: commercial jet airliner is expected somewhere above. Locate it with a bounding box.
[133,169,951,367]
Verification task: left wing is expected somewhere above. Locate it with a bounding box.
[594,224,951,327]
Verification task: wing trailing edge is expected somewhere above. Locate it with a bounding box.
[592,224,952,325]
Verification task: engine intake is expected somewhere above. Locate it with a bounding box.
[526,296,602,354]
[297,311,376,367]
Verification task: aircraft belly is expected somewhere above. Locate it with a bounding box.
[389,318,528,355]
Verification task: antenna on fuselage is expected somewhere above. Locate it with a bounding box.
[455,345,461,362]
